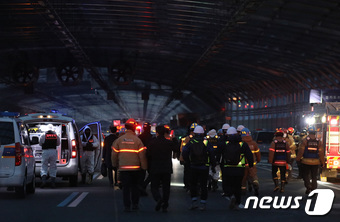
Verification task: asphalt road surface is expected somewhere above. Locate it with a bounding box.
[1,157,339,222]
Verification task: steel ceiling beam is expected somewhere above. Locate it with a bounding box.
[28,0,130,117]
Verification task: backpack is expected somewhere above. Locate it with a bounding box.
[223,141,243,166]
[189,140,208,165]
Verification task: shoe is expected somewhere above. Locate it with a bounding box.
[51,177,56,189]
[199,202,206,211]
[229,197,236,210]
[224,196,231,201]
[235,203,244,210]
[40,175,47,188]
[305,188,311,195]
[155,200,163,211]
[162,202,169,212]
[189,200,199,210]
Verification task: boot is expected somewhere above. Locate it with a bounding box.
[81,173,86,184]
[273,179,279,192]
[51,177,56,189]
[40,175,47,188]
[280,181,285,193]
[87,173,93,184]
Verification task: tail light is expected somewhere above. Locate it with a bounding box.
[15,142,22,166]
[71,139,77,158]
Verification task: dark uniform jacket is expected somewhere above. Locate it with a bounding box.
[147,135,179,174]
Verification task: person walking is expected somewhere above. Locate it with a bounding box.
[81,126,99,184]
[182,125,216,211]
[102,125,118,187]
[268,129,290,193]
[39,124,60,188]
[220,127,253,210]
[240,128,261,196]
[296,127,325,194]
[147,125,179,212]
[112,118,147,212]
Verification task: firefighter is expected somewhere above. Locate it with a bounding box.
[236,125,245,134]
[295,130,307,179]
[179,123,197,191]
[240,128,261,196]
[296,126,325,194]
[268,129,290,193]
[182,125,215,211]
[286,127,297,181]
[39,124,60,188]
[81,126,99,184]
[112,118,147,212]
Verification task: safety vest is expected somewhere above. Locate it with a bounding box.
[303,137,319,159]
[273,140,287,164]
[224,141,246,168]
[42,131,57,149]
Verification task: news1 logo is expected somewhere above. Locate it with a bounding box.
[245,189,335,216]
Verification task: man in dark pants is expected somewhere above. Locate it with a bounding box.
[138,122,154,196]
[296,127,325,194]
[147,125,179,212]
[112,118,147,212]
[182,125,216,211]
[102,125,118,187]
[220,127,253,210]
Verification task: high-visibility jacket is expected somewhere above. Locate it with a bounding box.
[297,136,325,165]
[112,130,147,171]
[269,140,290,166]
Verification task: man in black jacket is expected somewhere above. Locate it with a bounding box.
[147,125,179,212]
[102,125,118,187]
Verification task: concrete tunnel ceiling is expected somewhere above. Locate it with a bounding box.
[0,0,340,126]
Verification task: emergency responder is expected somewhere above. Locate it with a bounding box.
[295,130,307,179]
[164,125,180,159]
[218,123,231,197]
[182,125,216,211]
[179,123,197,191]
[112,118,147,212]
[206,129,220,192]
[296,127,325,194]
[147,125,180,212]
[236,125,245,134]
[220,127,253,210]
[269,129,290,193]
[139,122,153,196]
[240,128,261,196]
[286,127,297,181]
[39,124,60,188]
[102,125,118,187]
[221,123,230,139]
[81,126,99,184]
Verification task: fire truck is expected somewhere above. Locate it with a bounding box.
[320,114,340,181]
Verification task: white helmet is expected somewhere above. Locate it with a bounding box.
[237,125,245,132]
[207,129,217,137]
[227,127,237,135]
[222,123,230,130]
[193,125,204,134]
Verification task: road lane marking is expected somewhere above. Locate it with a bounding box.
[57,192,79,207]
[68,192,89,207]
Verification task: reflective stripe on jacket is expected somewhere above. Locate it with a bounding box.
[112,130,147,171]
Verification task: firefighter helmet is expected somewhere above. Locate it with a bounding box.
[275,128,284,137]
[237,125,245,132]
[288,127,294,134]
[222,123,230,130]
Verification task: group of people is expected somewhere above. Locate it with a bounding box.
[39,118,326,212]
